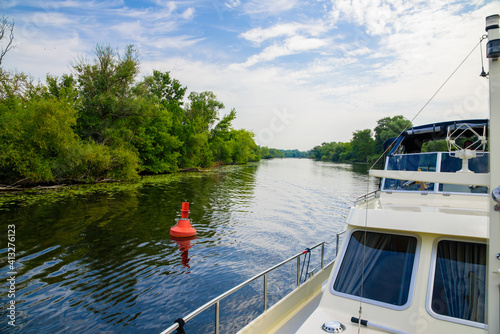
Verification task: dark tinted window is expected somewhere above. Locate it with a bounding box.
[431,240,486,323]
[334,231,417,306]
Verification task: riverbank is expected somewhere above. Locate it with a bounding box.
[0,165,219,192]
[0,167,225,210]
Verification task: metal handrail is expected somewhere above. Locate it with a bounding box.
[355,190,379,204]
[335,226,347,257]
[159,230,346,334]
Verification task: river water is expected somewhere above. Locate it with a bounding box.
[0,159,376,333]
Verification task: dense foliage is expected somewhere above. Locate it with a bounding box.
[311,115,412,164]
[0,44,260,185]
[257,147,310,159]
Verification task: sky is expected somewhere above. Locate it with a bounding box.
[1,0,498,151]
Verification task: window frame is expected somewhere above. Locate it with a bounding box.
[330,229,421,311]
[426,237,488,329]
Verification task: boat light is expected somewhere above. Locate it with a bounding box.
[486,14,500,59]
[486,14,500,31]
[322,321,345,333]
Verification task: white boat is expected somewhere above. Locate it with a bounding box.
[161,14,500,334]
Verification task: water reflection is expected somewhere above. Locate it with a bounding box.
[0,160,376,334]
[170,236,196,269]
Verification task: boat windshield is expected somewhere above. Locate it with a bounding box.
[332,231,417,309]
[383,153,437,191]
[382,152,489,194]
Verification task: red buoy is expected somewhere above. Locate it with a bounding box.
[170,202,197,237]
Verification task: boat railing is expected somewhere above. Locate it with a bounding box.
[160,229,347,334]
[335,226,347,257]
[355,190,379,204]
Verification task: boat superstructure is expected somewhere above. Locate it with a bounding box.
[161,14,500,334]
[238,120,491,334]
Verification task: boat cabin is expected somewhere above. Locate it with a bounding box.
[266,120,491,334]
[325,120,488,333]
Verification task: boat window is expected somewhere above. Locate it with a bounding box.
[438,153,489,194]
[430,240,486,324]
[382,153,437,191]
[333,231,417,307]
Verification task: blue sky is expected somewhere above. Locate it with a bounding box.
[1,0,497,150]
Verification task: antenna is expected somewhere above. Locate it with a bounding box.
[446,123,487,173]
[480,35,489,78]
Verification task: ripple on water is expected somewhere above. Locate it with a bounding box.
[0,159,377,333]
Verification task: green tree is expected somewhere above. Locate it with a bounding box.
[311,141,348,162]
[0,70,34,101]
[373,115,412,153]
[143,70,187,105]
[210,109,237,164]
[0,71,134,184]
[351,129,374,162]
[339,142,353,161]
[186,91,224,131]
[45,74,79,103]
[422,140,448,152]
[0,43,262,184]
[71,44,150,178]
[228,129,259,164]
[0,87,107,183]
[133,106,182,174]
[282,149,309,158]
[73,44,141,144]
[269,148,285,158]
[259,146,272,159]
[181,91,225,167]
[141,70,188,170]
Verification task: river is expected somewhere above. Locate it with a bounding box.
[0,159,377,333]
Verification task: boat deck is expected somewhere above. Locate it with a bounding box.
[349,191,489,239]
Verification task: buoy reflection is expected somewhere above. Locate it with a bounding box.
[170,236,196,269]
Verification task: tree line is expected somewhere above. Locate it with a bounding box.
[0,17,418,184]
[257,148,310,159]
[310,115,413,164]
[0,44,263,185]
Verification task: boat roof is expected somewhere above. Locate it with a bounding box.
[384,119,488,155]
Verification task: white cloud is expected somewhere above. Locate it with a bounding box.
[153,1,177,14]
[149,35,205,49]
[5,31,88,78]
[180,7,195,20]
[243,0,299,15]
[225,0,241,9]
[329,0,416,35]
[237,36,330,68]
[240,22,329,44]
[111,20,144,39]
[237,20,334,68]
[30,12,74,26]
[55,0,125,10]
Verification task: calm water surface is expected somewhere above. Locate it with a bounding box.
[0,159,376,333]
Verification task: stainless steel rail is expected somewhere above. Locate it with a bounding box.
[160,230,346,334]
[355,189,379,204]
